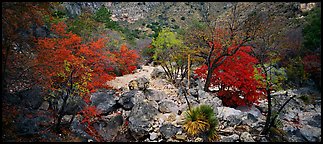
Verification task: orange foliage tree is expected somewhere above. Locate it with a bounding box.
[33,21,116,130]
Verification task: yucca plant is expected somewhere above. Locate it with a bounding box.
[183,104,219,141]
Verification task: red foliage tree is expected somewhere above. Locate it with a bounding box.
[34,22,115,93]
[111,44,140,75]
[33,22,116,130]
[195,42,264,107]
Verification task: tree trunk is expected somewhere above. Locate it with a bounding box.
[183,86,191,111]
[262,87,272,135]
[187,54,191,89]
[69,114,76,125]
[204,66,213,92]
[55,91,69,131]
[55,69,75,131]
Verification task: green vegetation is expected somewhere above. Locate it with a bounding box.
[93,6,121,31]
[67,10,105,42]
[302,7,321,53]
[147,22,163,38]
[285,57,308,87]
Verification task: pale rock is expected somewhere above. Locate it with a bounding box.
[176,130,182,135]
[236,105,262,118]
[194,137,203,142]
[240,132,255,142]
[175,134,187,141]
[148,126,154,132]
[158,100,179,113]
[222,126,235,133]
[217,106,242,120]
[160,123,181,139]
[154,128,158,132]
[166,113,176,122]
[62,115,73,123]
[167,138,180,142]
[150,132,158,140]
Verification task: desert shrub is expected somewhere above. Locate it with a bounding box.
[183,105,219,141]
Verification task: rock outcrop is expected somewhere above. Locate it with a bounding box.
[90,90,117,115]
[128,101,159,140]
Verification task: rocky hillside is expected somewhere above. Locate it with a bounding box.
[60,2,313,31]
[61,2,229,29]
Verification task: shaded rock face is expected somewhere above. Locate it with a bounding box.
[94,115,124,141]
[17,86,44,109]
[241,113,258,127]
[32,25,50,38]
[118,90,147,110]
[62,2,109,18]
[3,93,21,106]
[128,101,159,140]
[297,125,321,142]
[70,115,94,140]
[15,110,54,136]
[160,123,181,139]
[307,114,321,128]
[90,90,117,115]
[118,91,136,110]
[181,77,198,89]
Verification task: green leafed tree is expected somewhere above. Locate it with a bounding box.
[152,28,191,84]
[302,6,321,53]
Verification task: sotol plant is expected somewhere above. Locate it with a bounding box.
[183,105,219,141]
